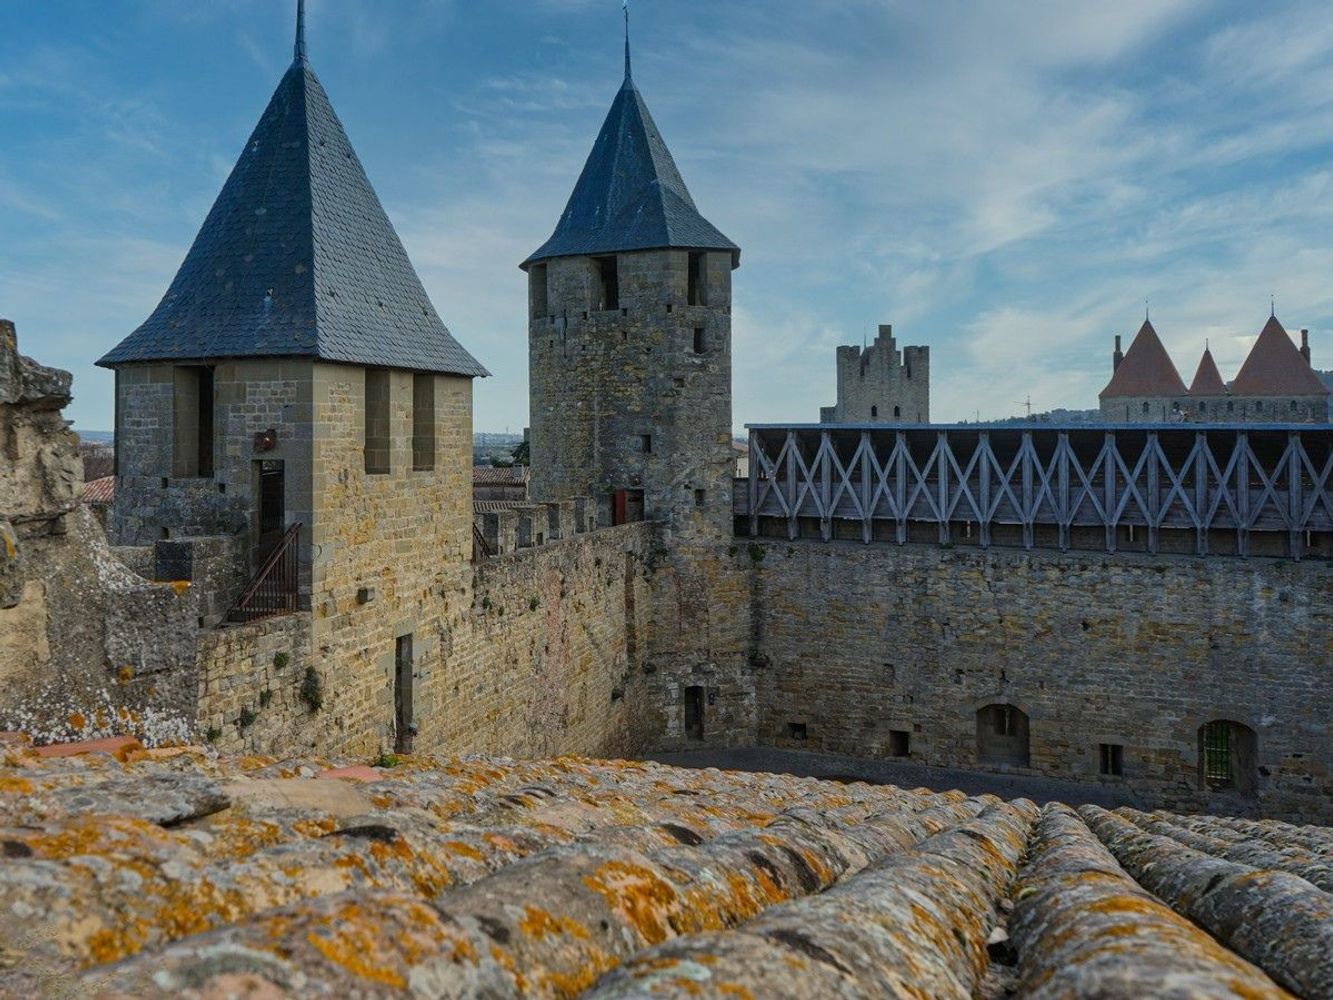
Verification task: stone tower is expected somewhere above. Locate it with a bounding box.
[522,37,740,541]
[819,324,930,423]
[98,3,487,755]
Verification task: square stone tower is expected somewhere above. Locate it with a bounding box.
[522,51,740,542]
[97,6,487,754]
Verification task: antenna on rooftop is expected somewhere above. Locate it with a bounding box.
[295,0,307,62]
[623,0,632,80]
[1145,298,1149,322]
[1271,293,1276,318]
[1016,395,1033,418]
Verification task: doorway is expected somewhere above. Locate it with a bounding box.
[684,685,705,741]
[254,460,285,566]
[395,634,414,754]
[977,704,1030,767]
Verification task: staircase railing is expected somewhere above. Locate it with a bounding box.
[472,523,493,563]
[228,522,302,624]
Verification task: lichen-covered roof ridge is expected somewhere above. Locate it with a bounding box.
[2,744,1330,998]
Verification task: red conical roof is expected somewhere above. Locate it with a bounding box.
[1099,320,1188,399]
[1231,316,1328,396]
[1187,347,1227,396]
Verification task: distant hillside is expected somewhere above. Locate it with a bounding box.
[75,430,114,444]
[1320,370,1333,393]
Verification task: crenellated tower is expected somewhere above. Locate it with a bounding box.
[522,34,740,541]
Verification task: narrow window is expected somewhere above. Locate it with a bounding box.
[693,327,706,354]
[529,263,548,319]
[1099,743,1124,776]
[1291,399,1298,413]
[1142,401,1150,414]
[694,488,706,507]
[1255,400,1263,413]
[893,405,901,418]
[395,634,414,754]
[787,722,807,741]
[871,405,878,418]
[889,730,910,757]
[412,374,435,471]
[641,434,652,454]
[687,252,706,306]
[1227,400,1235,413]
[172,365,214,478]
[596,256,619,310]
[1200,401,1207,414]
[364,369,391,475]
[684,686,705,740]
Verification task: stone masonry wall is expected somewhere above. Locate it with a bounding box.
[747,539,1333,823]
[528,249,735,542]
[821,324,929,424]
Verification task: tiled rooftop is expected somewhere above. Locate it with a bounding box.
[1,739,1328,998]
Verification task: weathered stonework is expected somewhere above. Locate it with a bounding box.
[745,540,1333,823]
[820,323,930,424]
[528,249,735,542]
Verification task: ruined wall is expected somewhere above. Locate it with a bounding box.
[747,540,1333,823]
[0,320,200,740]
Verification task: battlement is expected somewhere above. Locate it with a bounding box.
[822,323,930,423]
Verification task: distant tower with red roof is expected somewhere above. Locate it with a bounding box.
[1099,313,1328,423]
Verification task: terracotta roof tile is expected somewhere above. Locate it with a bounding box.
[81,476,115,505]
[1231,316,1329,396]
[1187,347,1228,396]
[1099,320,1188,399]
[1,748,1327,996]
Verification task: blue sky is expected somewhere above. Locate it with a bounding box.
[3,1,1333,433]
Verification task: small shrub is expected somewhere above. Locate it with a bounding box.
[529,597,539,611]
[747,544,766,563]
[273,651,290,671]
[238,706,257,730]
[481,596,492,611]
[300,667,323,712]
[374,752,401,769]
[728,545,738,557]
[205,726,222,743]
[259,689,272,708]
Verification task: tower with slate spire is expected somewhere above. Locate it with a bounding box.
[522,22,740,539]
[100,3,486,754]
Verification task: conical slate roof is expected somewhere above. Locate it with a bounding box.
[99,48,487,377]
[1231,316,1328,396]
[523,63,739,270]
[1099,320,1188,399]
[1187,347,1227,396]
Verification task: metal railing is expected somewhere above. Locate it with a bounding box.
[472,523,493,563]
[228,522,302,623]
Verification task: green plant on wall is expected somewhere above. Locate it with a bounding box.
[300,666,323,712]
[205,726,222,744]
[238,706,257,730]
[259,689,272,708]
[274,651,290,671]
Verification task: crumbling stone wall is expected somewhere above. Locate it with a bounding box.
[0,320,201,739]
[746,540,1333,823]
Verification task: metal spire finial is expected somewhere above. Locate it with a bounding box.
[295,0,308,62]
[1145,298,1149,322]
[1271,294,1275,318]
[623,0,631,81]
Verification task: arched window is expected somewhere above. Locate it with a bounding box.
[1198,720,1257,794]
[977,704,1030,767]
[1142,401,1150,414]
[871,405,878,418]
[893,405,901,418]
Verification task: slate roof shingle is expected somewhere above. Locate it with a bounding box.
[98,55,487,378]
[523,68,739,270]
[1099,319,1189,399]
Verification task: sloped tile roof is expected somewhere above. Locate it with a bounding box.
[98,56,487,378]
[81,476,115,505]
[1187,347,1228,396]
[1099,320,1188,399]
[523,70,739,269]
[1231,316,1328,396]
[2,742,1328,997]
[472,465,529,485]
